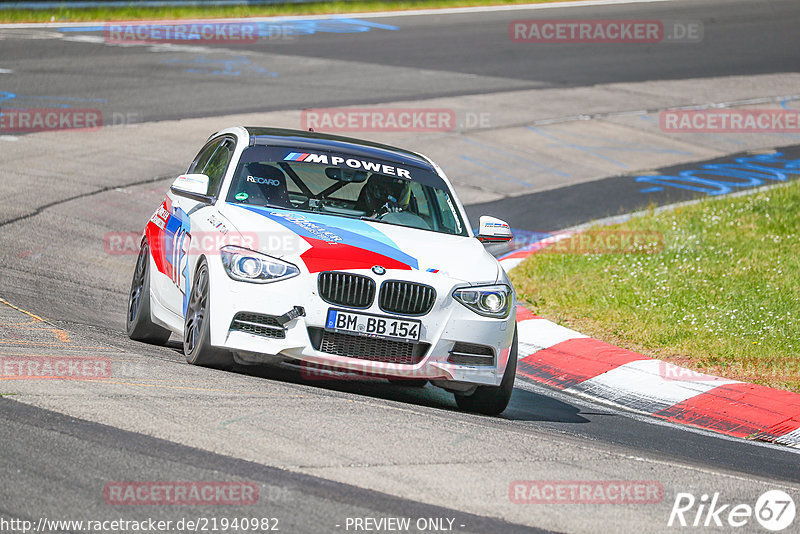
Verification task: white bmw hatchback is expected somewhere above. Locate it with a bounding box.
[127,127,518,414]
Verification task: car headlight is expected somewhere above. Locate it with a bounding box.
[453,284,513,318]
[220,246,299,284]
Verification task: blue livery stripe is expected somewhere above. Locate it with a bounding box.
[232,204,419,270]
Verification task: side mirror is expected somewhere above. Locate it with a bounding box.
[477,215,513,243]
[170,174,213,204]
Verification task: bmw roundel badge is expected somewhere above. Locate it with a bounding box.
[372,265,386,275]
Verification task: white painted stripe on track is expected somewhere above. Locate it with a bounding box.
[515,377,800,456]
[0,0,676,29]
[517,317,586,354]
[499,257,525,271]
[774,428,800,449]
[60,35,105,43]
[566,359,740,413]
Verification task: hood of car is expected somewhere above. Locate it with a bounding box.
[218,203,500,283]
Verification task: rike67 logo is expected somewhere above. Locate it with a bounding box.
[668,490,796,531]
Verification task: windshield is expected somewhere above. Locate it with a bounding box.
[225,146,467,236]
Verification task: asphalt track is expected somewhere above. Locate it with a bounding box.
[0,0,797,121]
[0,397,539,534]
[1,1,800,532]
[466,143,800,231]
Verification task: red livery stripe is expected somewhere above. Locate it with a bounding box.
[299,237,412,273]
[145,197,171,275]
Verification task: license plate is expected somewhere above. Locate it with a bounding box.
[325,308,421,343]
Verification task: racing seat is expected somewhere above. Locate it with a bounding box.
[240,163,291,208]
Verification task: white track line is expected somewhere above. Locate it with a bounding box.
[517,317,587,353]
[568,359,739,413]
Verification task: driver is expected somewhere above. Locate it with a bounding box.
[356,174,411,217]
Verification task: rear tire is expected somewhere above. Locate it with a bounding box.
[454,327,517,416]
[126,241,172,345]
[184,259,234,370]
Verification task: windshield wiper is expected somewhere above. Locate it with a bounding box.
[360,215,386,223]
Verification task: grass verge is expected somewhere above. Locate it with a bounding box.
[510,180,800,393]
[1,0,572,23]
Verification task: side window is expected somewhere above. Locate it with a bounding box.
[409,182,431,219]
[201,139,235,197]
[188,139,222,175]
[431,188,462,235]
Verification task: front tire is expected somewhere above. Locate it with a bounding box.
[126,241,171,345]
[184,259,233,370]
[454,327,517,416]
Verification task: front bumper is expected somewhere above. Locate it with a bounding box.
[206,258,516,386]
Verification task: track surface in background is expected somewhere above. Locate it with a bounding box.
[1,1,800,532]
[0,0,797,120]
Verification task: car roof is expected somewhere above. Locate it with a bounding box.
[243,127,434,169]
